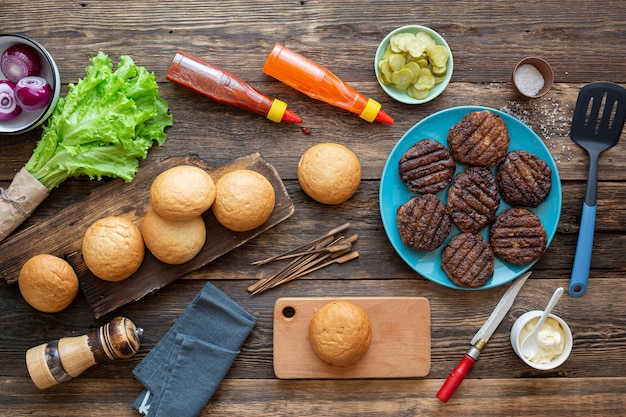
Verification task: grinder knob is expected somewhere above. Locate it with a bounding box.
[26,316,141,389]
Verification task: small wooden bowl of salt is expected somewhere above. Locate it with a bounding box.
[512,57,554,98]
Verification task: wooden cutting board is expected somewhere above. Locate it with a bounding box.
[0,153,294,318]
[273,297,431,379]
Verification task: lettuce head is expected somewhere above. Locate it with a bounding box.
[24,51,173,189]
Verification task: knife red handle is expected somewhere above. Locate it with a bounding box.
[436,354,476,403]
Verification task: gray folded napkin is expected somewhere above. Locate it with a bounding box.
[132,282,257,417]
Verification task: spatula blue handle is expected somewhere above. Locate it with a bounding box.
[569,202,596,297]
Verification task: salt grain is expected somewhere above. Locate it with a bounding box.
[514,64,545,97]
[500,97,574,163]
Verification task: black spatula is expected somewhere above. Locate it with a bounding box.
[569,82,626,297]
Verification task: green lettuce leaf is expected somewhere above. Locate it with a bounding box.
[24,51,173,189]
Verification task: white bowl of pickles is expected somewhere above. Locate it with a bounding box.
[375,25,453,104]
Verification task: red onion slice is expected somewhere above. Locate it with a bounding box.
[15,76,52,112]
[0,80,22,121]
[1,44,42,84]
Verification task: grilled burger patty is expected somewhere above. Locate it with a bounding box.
[448,166,500,234]
[489,207,547,264]
[441,233,494,288]
[497,150,552,208]
[399,139,456,194]
[396,194,451,251]
[447,110,510,167]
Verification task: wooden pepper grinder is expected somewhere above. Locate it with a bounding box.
[26,316,142,389]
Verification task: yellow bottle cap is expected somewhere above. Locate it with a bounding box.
[359,98,382,122]
[267,99,288,123]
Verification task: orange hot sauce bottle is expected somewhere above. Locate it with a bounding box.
[262,43,393,124]
[166,50,301,123]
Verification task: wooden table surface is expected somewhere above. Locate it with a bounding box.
[1,1,625,416]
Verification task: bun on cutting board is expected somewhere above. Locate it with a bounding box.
[309,300,372,367]
[19,254,79,313]
[212,169,275,232]
[298,142,361,205]
[82,216,145,282]
[150,165,216,220]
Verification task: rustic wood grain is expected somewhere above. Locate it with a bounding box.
[1,0,625,416]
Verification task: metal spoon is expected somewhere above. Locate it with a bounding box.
[520,287,564,360]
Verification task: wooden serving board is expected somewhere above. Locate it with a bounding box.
[0,153,294,318]
[273,297,431,379]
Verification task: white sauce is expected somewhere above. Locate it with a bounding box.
[519,316,565,364]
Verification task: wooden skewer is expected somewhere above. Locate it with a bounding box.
[251,222,350,265]
[250,234,360,295]
[246,235,337,293]
[328,234,359,259]
[257,241,352,263]
[267,235,357,285]
[260,251,360,293]
[250,250,332,295]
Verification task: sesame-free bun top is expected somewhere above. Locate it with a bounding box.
[150,165,216,220]
[298,142,361,205]
[141,208,206,265]
[309,300,372,367]
[19,254,79,313]
[82,216,145,282]
[212,169,275,232]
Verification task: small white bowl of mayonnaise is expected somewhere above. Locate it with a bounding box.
[510,310,573,370]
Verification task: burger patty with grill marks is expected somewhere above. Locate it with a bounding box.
[396,194,451,251]
[447,110,510,167]
[448,166,500,234]
[441,233,494,288]
[399,139,456,194]
[497,150,552,208]
[489,207,547,265]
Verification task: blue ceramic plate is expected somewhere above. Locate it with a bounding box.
[379,106,562,290]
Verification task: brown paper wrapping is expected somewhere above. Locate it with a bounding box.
[0,167,51,242]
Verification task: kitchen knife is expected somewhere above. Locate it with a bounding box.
[436,271,532,403]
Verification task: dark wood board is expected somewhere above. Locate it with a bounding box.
[0,153,294,318]
[273,297,431,379]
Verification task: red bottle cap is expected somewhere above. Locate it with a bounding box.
[375,109,394,125]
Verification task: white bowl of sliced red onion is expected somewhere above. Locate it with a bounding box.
[0,34,60,135]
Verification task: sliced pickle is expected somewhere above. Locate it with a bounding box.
[379,61,393,84]
[427,44,450,68]
[414,68,436,90]
[411,57,430,68]
[390,33,415,53]
[431,64,448,77]
[434,74,446,84]
[415,32,437,48]
[388,53,406,72]
[405,38,425,59]
[407,84,430,99]
[403,62,422,79]
[391,68,415,90]
[380,47,393,63]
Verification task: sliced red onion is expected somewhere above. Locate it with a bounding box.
[1,44,42,84]
[15,76,52,112]
[0,80,22,121]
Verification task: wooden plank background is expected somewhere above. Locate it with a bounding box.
[1,0,625,416]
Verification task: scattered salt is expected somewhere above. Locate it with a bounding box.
[500,98,574,163]
[514,64,545,97]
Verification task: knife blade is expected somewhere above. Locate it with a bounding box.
[436,271,532,403]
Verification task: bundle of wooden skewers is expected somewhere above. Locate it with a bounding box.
[247,223,358,295]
